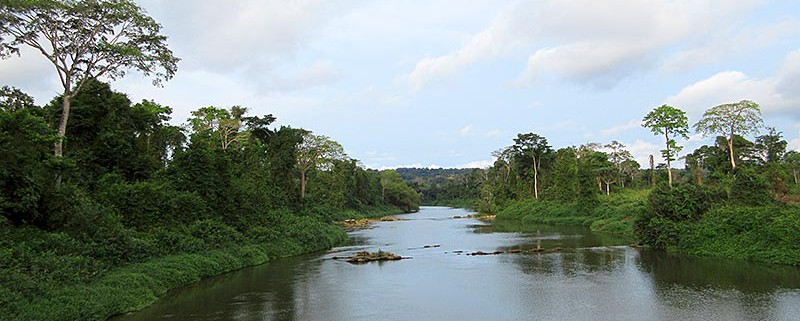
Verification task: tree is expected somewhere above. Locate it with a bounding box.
[296,132,345,200]
[0,0,179,158]
[754,127,787,165]
[694,100,763,171]
[188,106,249,150]
[642,105,689,188]
[0,85,36,111]
[380,170,420,212]
[605,140,634,188]
[785,151,800,185]
[511,133,552,199]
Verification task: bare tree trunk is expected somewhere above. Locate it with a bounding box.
[54,95,71,157]
[533,157,539,199]
[793,169,798,185]
[649,155,655,188]
[667,159,673,188]
[605,182,610,195]
[728,133,737,171]
[665,132,673,188]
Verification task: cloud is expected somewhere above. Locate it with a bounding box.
[406,0,781,91]
[599,119,642,137]
[149,0,342,73]
[459,159,493,169]
[458,125,474,136]
[627,139,662,169]
[267,61,342,91]
[485,129,503,137]
[661,20,800,72]
[790,138,800,151]
[666,49,800,117]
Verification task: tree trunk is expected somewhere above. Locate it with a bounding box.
[793,169,797,185]
[695,162,703,186]
[533,157,539,199]
[54,95,71,157]
[667,158,673,188]
[605,182,610,195]
[649,155,655,188]
[728,133,737,171]
[665,132,672,188]
[300,170,307,200]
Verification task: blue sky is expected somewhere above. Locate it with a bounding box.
[2,0,799,169]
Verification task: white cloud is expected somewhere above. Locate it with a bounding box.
[662,20,800,72]
[267,61,342,91]
[148,0,342,73]
[790,138,800,151]
[458,125,474,136]
[666,49,800,117]
[600,119,642,137]
[485,129,503,137]
[627,139,662,169]
[459,159,493,169]
[406,0,778,91]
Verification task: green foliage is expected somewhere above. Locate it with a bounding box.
[0,83,396,320]
[646,184,721,222]
[381,170,421,212]
[730,167,773,206]
[0,107,58,225]
[677,205,800,265]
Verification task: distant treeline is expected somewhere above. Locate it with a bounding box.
[399,103,800,265]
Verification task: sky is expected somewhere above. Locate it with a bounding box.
[2,0,800,169]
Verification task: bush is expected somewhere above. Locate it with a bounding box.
[647,184,722,222]
[188,219,244,249]
[730,167,773,206]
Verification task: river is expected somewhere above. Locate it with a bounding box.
[112,206,800,321]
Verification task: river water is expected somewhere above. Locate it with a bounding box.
[113,206,800,321]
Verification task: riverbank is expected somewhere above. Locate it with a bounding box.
[496,189,647,239]
[0,205,405,321]
[493,188,800,266]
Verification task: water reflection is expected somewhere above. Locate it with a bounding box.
[113,207,800,321]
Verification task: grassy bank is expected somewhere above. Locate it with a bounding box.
[495,186,800,266]
[496,190,648,238]
[644,204,800,266]
[0,205,408,321]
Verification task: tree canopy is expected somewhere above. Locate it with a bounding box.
[0,0,179,157]
[694,100,763,171]
[642,105,689,188]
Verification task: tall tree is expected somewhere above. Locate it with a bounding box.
[511,132,552,199]
[605,140,634,188]
[296,132,345,200]
[0,0,179,158]
[754,127,787,165]
[694,100,763,171]
[786,151,800,185]
[642,105,689,188]
[188,106,249,150]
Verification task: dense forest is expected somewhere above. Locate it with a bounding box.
[399,103,800,266]
[0,1,423,318]
[0,81,420,320]
[2,1,800,320]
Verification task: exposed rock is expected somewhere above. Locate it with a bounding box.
[423,244,441,248]
[332,251,409,263]
[467,251,503,256]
